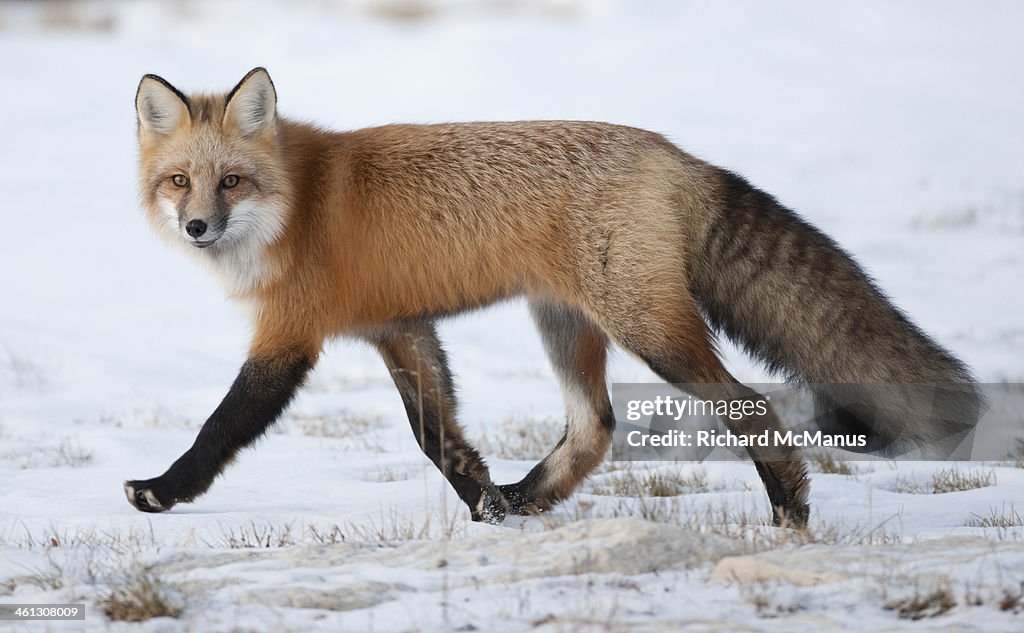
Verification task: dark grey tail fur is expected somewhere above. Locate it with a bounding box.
[689,169,981,455]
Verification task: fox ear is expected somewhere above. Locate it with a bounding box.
[223,67,277,136]
[136,74,190,135]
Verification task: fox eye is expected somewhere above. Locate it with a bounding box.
[171,174,189,187]
[221,174,240,189]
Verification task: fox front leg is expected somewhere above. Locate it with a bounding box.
[124,350,314,512]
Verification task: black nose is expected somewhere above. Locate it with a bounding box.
[185,219,207,238]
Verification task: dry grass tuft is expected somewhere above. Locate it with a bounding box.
[217,522,297,549]
[476,415,565,460]
[363,465,419,482]
[275,409,386,451]
[966,505,1024,528]
[100,566,181,622]
[809,452,860,476]
[364,0,438,22]
[2,438,92,469]
[884,580,956,620]
[589,466,725,497]
[740,580,803,618]
[890,467,995,494]
[2,348,50,390]
[11,555,66,591]
[999,584,1024,613]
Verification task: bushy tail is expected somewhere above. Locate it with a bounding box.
[689,169,981,455]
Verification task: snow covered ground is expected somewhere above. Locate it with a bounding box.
[1,0,1022,630]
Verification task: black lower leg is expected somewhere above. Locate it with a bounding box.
[373,323,506,523]
[125,352,313,512]
[392,388,506,521]
[753,459,810,527]
[642,354,810,528]
[716,386,809,527]
[714,390,810,527]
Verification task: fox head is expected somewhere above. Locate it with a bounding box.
[135,68,291,292]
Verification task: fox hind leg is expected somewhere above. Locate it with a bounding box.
[371,321,508,523]
[606,301,810,528]
[499,299,615,514]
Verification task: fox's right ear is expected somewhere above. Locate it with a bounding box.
[135,74,190,135]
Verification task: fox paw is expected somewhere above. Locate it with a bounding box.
[496,483,549,516]
[124,479,174,513]
[772,503,810,529]
[471,486,510,524]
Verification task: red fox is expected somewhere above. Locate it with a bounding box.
[126,68,979,527]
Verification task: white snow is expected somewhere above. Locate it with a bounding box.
[1,1,1022,631]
